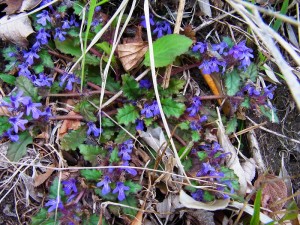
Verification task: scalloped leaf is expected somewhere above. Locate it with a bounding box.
[116,104,139,125]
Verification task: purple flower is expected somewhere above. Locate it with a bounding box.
[3,129,19,142]
[190,121,202,131]
[112,182,130,201]
[243,84,260,97]
[18,63,31,77]
[9,113,28,133]
[95,6,101,12]
[191,189,204,201]
[212,42,228,55]
[62,178,77,195]
[62,19,71,29]
[41,107,52,120]
[45,197,64,212]
[54,28,67,42]
[199,115,208,123]
[121,161,137,176]
[199,57,226,74]
[97,176,111,195]
[23,49,39,65]
[139,79,152,89]
[34,73,53,87]
[59,73,81,90]
[9,91,30,109]
[25,100,42,119]
[91,18,101,27]
[141,100,160,118]
[69,15,79,27]
[186,97,202,117]
[135,119,144,131]
[36,29,51,45]
[197,162,224,181]
[263,85,276,99]
[153,21,172,38]
[140,14,155,28]
[36,10,51,26]
[192,42,207,53]
[228,40,253,69]
[87,122,102,137]
[118,139,134,161]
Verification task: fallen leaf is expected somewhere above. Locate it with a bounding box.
[179,190,230,211]
[254,173,288,212]
[59,111,82,137]
[185,209,215,225]
[0,0,23,15]
[117,26,148,71]
[130,202,145,225]
[34,164,55,187]
[181,25,196,42]
[263,64,281,84]
[0,0,41,14]
[0,13,34,47]
[241,158,256,193]
[198,0,212,17]
[217,109,247,195]
[20,173,40,202]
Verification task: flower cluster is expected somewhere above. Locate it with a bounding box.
[140,14,172,38]
[96,139,137,201]
[141,100,160,118]
[189,142,237,201]
[86,121,103,137]
[237,83,277,107]
[0,91,51,142]
[186,96,202,117]
[192,40,254,74]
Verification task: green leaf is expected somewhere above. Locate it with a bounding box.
[39,49,54,69]
[182,158,192,171]
[250,189,262,225]
[203,190,215,202]
[57,5,67,12]
[79,144,105,162]
[74,100,97,122]
[161,79,185,96]
[144,34,193,67]
[241,97,250,108]
[220,167,240,191]
[124,181,142,194]
[191,130,200,142]
[226,116,238,134]
[7,131,32,161]
[109,148,119,163]
[259,105,279,123]
[115,125,135,144]
[80,169,102,181]
[122,74,141,100]
[32,64,44,74]
[161,98,185,118]
[60,127,87,151]
[222,36,234,48]
[0,116,11,134]
[121,195,138,217]
[0,73,16,85]
[102,117,114,127]
[31,208,50,225]
[55,38,100,66]
[144,117,153,126]
[100,129,115,142]
[73,1,84,15]
[197,151,207,161]
[49,177,65,199]
[278,201,299,222]
[116,104,139,125]
[272,0,289,31]
[225,69,241,96]
[241,63,258,82]
[82,214,107,225]
[15,76,40,102]
[178,121,189,130]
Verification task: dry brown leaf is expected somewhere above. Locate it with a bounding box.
[130,203,145,225]
[34,164,55,187]
[217,109,247,195]
[0,13,34,47]
[186,209,215,225]
[0,0,23,14]
[241,158,256,193]
[0,0,41,14]
[254,173,288,212]
[182,25,196,42]
[59,111,81,137]
[117,26,148,71]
